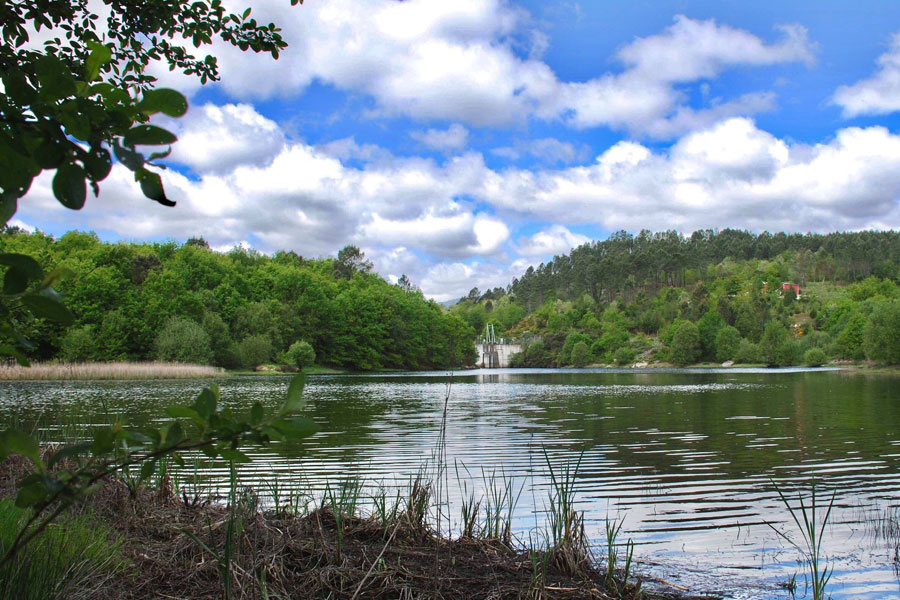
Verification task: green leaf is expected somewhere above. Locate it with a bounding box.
[271,417,317,440]
[3,267,29,295]
[21,294,74,325]
[47,442,92,468]
[0,344,30,366]
[84,148,112,181]
[52,162,87,210]
[113,143,144,171]
[91,428,116,457]
[123,125,177,147]
[140,459,157,480]
[0,197,17,225]
[279,373,306,415]
[250,402,263,425]
[41,267,72,289]
[16,479,48,508]
[138,89,188,117]
[85,41,112,81]
[219,448,251,463]
[135,168,175,207]
[193,387,217,420]
[165,405,204,425]
[0,253,44,280]
[4,430,40,463]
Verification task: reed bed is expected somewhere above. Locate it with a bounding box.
[0,453,698,600]
[0,361,224,380]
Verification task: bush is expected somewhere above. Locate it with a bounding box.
[735,339,760,364]
[236,334,274,369]
[804,347,827,367]
[613,346,635,365]
[714,325,741,362]
[60,325,96,362]
[670,321,700,366]
[570,341,590,367]
[285,340,316,369]
[154,316,213,364]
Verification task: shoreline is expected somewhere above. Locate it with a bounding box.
[0,455,718,600]
[0,359,895,381]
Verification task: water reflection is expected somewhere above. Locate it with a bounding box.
[1,368,899,598]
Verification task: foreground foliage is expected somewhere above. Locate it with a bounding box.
[0,373,316,567]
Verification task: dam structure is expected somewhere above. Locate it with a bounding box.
[475,324,521,368]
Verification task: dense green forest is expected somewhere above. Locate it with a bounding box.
[451,229,900,368]
[0,229,476,370]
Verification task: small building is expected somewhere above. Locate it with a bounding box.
[781,282,801,299]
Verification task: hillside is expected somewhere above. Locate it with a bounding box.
[451,229,900,367]
[0,230,476,370]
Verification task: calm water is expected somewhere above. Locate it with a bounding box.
[2,368,900,599]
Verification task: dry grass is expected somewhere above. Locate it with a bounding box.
[0,361,224,381]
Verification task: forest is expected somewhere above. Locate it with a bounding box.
[450,229,900,368]
[0,229,477,370]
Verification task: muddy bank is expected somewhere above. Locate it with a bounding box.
[0,456,719,600]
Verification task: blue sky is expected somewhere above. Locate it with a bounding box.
[18,0,900,300]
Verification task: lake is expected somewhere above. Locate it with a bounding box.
[2,367,899,599]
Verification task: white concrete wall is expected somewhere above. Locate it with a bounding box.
[475,344,522,368]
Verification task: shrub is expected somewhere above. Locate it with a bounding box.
[735,339,760,364]
[285,340,316,369]
[60,325,96,362]
[714,325,741,362]
[570,341,590,367]
[804,347,827,367]
[154,316,213,364]
[236,334,273,369]
[670,321,700,366]
[613,346,635,366]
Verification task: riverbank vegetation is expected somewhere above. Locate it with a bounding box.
[0,361,224,381]
[450,229,900,368]
[0,230,476,371]
[0,451,705,600]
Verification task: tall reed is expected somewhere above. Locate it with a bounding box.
[0,361,224,380]
[768,481,835,600]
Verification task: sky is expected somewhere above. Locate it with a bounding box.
[16,0,900,301]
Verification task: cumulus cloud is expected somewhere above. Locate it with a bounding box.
[516,225,590,256]
[834,32,900,117]
[478,118,900,233]
[410,124,469,151]
[151,3,811,138]
[22,97,900,300]
[164,103,285,173]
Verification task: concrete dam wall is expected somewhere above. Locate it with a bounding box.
[475,343,522,368]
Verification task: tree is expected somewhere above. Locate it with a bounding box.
[285,340,316,369]
[334,246,373,279]
[236,334,273,369]
[714,325,741,362]
[863,302,900,363]
[154,316,213,364]
[670,320,700,366]
[760,321,790,366]
[570,341,590,367]
[1,0,292,221]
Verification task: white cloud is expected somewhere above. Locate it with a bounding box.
[410,124,469,151]
[834,32,900,117]
[516,225,590,256]
[164,103,285,173]
[479,118,900,233]
[153,4,812,138]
